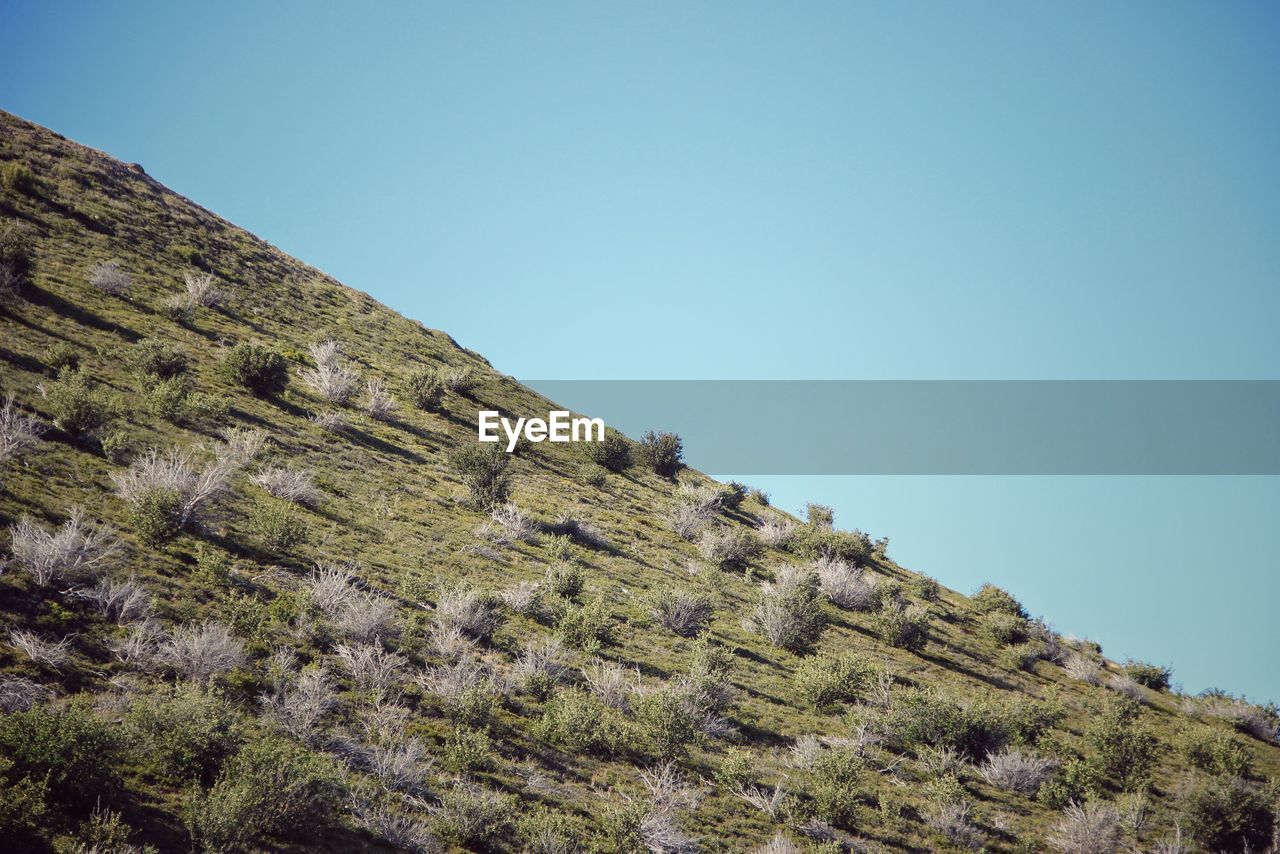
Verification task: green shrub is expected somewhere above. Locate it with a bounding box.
[886,688,1004,759]
[911,575,941,602]
[43,341,80,374]
[983,611,1028,646]
[99,427,131,463]
[184,736,340,852]
[129,486,183,545]
[714,749,753,791]
[578,461,609,487]
[145,375,193,422]
[1084,698,1161,790]
[747,566,826,654]
[129,337,188,382]
[558,597,614,651]
[1179,728,1254,777]
[402,367,445,412]
[0,754,48,842]
[0,219,35,301]
[173,244,202,265]
[433,784,514,847]
[634,687,701,761]
[545,562,584,600]
[0,699,123,814]
[221,344,288,397]
[127,688,241,785]
[1036,757,1103,809]
[786,526,872,565]
[970,583,1027,618]
[805,503,835,529]
[797,652,874,709]
[2,162,35,195]
[583,429,632,472]
[718,481,748,510]
[449,443,512,508]
[250,499,308,553]
[1124,660,1172,691]
[874,603,931,652]
[534,688,618,755]
[999,642,1043,672]
[999,694,1065,746]
[195,544,233,586]
[1181,776,1275,853]
[41,366,118,437]
[809,747,863,829]
[637,430,683,477]
[443,727,494,772]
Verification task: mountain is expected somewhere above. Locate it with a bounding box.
[1,109,1276,853]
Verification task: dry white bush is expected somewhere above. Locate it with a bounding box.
[336,592,398,643]
[349,798,441,853]
[501,580,546,618]
[479,502,539,545]
[110,619,164,670]
[80,575,150,624]
[160,621,245,683]
[627,762,701,854]
[813,555,877,610]
[364,736,431,792]
[756,516,796,548]
[363,377,398,421]
[6,508,121,586]
[919,744,966,777]
[0,394,45,464]
[430,784,513,848]
[434,585,503,641]
[978,749,1059,795]
[88,261,132,295]
[0,675,50,712]
[1027,618,1066,663]
[1107,675,1146,703]
[300,339,360,405]
[552,514,610,549]
[112,428,265,529]
[668,502,713,541]
[441,367,474,393]
[184,271,225,307]
[428,624,478,660]
[1047,801,1122,854]
[752,832,802,854]
[1064,654,1104,686]
[786,734,827,770]
[513,637,571,688]
[261,667,338,743]
[583,658,639,711]
[252,465,321,505]
[925,802,982,850]
[416,657,492,706]
[697,527,759,567]
[1149,827,1188,854]
[675,482,723,515]
[1202,696,1279,742]
[9,629,73,670]
[735,784,787,821]
[649,588,713,637]
[309,561,358,613]
[310,410,349,432]
[336,641,407,696]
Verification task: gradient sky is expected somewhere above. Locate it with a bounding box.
[3,1,1277,701]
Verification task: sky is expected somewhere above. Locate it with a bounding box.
[2,1,1277,701]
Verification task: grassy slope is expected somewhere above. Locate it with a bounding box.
[1,109,1276,852]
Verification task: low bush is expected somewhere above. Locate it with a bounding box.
[558,597,614,651]
[756,515,795,548]
[250,498,308,553]
[983,611,1028,646]
[970,583,1027,618]
[43,341,79,374]
[443,727,495,772]
[0,219,35,302]
[649,587,714,637]
[435,584,505,642]
[813,556,878,610]
[2,162,35,195]
[6,508,121,586]
[744,566,826,654]
[637,430,683,477]
[786,525,872,566]
[534,688,619,755]
[432,783,515,847]
[127,688,241,785]
[796,652,874,709]
[544,562,584,600]
[402,367,445,412]
[697,527,762,569]
[184,736,341,852]
[129,337,188,381]
[1084,698,1161,790]
[221,344,289,397]
[584,429,632,472]
[298,339,359,405]
[808,747,864,829]
[39,367,118,437]
[449,443,512,508]
[88,260,132,296]
[1046,801,1122,854]
[578,461,609,487]
[805,503,835,529]
[911,575,941,601]
[0,699,123,814]
[1123,660,1172,691]
[886,688,1004,760]
[1180,776,1275,853]
[874,602,931,652]
[634,687,703,761]
[977,749,1058,796]
[1177,727,1253,777]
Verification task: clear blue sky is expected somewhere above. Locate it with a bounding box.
[3,1,1277,701]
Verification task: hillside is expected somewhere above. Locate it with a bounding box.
[1,109,1277,853]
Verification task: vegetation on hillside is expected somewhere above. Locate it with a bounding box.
[1,110,1277,852]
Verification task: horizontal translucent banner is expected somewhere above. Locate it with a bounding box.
[521,381,1280,474]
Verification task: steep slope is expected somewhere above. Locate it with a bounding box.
[1,109,1277,853]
